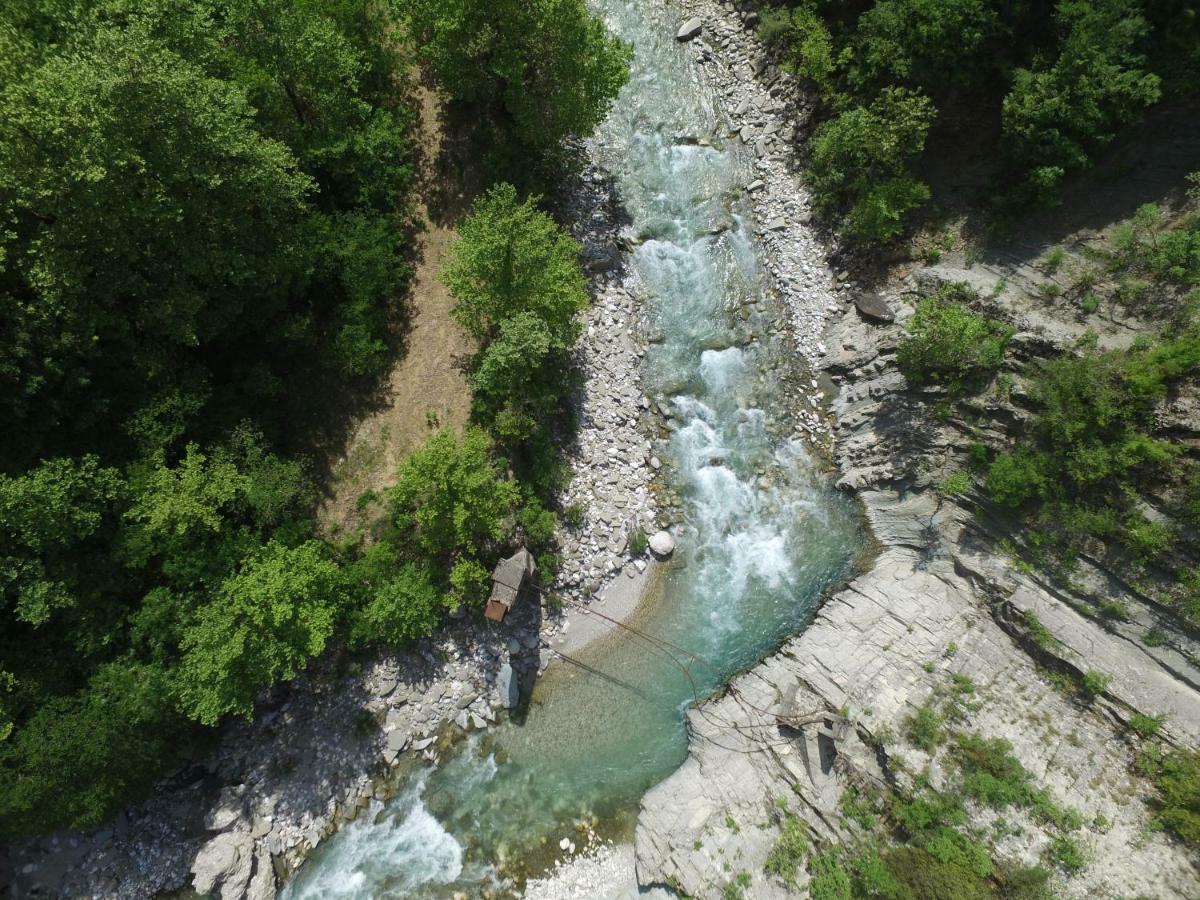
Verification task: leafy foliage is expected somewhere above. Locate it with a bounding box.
[443,182,587,497]
[388,427,520,605]
[759,0,1199,237]
[808,88,935,242]
[1001,0,1161,202]
[1137,745,1200,845]
[0,0,599,839]
[897,285,1014,392]
[175,541,344,725]
[398,0,630,169]
[986,330,1200,576]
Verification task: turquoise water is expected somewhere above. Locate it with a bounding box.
[281,1,863,896]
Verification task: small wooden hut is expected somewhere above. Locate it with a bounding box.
[484,548,536,622]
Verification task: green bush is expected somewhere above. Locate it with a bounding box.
[1138,746,1200,845]
[905,703,946,752]
[1129,712,1165,738]
[883,846,991,900]
[1045,834,1086,873]
[953,733,1035,808]
[764,814,809,887]
[1080,670,1110,702]
[808,87,936,243]
[897,286,1014,392]
[1001,0,1161,203]
[809,852,853,900]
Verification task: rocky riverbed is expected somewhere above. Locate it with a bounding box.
[533,1,1200,898]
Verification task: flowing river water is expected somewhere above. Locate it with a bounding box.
[282,2,864,896]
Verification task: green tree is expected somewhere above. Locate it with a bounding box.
[1001,0,1161,201]
[444,183,588,347]
[0,25,313,464]
[389,428,519,586]
[175,541,344,724]
[0,456,124,629]
[398,0,630,162]
[808,87,936,242]
[853,0,1002,92]
[346,543,447,646]
[0,662,181,838]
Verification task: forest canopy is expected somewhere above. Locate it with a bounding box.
[760,0,1200,241]
[0,0,625,838]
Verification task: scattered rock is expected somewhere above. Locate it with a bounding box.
[854,291,895,323]
[676,18,703,42]
[204,786,245,832]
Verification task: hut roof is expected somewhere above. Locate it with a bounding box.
[484,548,536,621]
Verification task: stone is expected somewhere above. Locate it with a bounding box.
[204,786,245,831]
[648,530,676,558]
[854,291,894,323]
[676,18,703,42]
[245,850,275,900]
[386,730,409,753]
[250,816,272,839]
[191,832,253,900]
[497,663,520,709]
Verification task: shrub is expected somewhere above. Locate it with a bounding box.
[1001,0,1161,203]
[809,852,853,900]
[1080,670,1111,702]
[897,286,1014,392]
[995,861,1054,900]
[905,703,946,752]
[760,3,838,95]
[953,733,1035,809]
[764,814,809,887]
[884,846,991,900]
[1045,834,1086,873]
[1129,712,1165,738]
[1139,747,1200,845]
[987,451,1048,508]
[808,87,936,243]
[938,470,972,497]
[563,502,586,530]
[627,526,648,556]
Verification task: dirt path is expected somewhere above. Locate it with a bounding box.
[317,84,474,538]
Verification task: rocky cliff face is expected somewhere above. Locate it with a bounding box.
[632,2,1200,898]
[634,277,1200,899]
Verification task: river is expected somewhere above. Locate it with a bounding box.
[281,1,863,896]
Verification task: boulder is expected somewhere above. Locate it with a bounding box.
[676,18,703,42]
[192,832,253,900]
[497,663,520,709]
[854,291,895,323]
[245,850,276,900]
[649,530,676,558]
[204,785,246,831]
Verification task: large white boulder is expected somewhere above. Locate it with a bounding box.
[648,530,676,558]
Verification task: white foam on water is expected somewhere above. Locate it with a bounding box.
[699,347,747,394]
[281,776,463,900]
